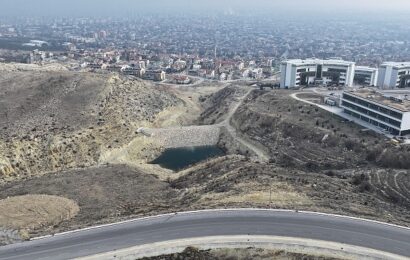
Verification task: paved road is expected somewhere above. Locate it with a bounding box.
[0,210,409,260]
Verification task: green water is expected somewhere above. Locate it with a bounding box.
[151,146,225,171]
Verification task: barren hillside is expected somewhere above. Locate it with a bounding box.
[0,71,182,181]
[1,83,410,245]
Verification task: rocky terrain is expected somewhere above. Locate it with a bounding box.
[1,77,410,245]
[0,71,182,182]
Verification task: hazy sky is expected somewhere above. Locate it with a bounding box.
[1,0,410,17]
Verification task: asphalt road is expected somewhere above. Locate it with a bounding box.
[0,210,409,260]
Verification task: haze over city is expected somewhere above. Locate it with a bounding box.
[1,0,410,16]
[0,1,410,260]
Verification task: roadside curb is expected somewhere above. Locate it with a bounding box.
[77,235,407,260]
[31,208,410,241]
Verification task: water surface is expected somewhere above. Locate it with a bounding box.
[151,146,224,171]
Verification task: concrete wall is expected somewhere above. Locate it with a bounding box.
[401,112,410,131]
[377,67,387,89]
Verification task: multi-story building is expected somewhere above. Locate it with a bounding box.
[377,62,410,89]
[143,70,166,81]
[354,66,378,86]
[341,89,410,136]
[280,59,355,88]
[121,66,145,77]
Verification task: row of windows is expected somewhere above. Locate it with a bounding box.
[344,109,400,135]
[328,68,347,73]
[401,129,410,136]
[342,93,403,120]
[342,100,401,128]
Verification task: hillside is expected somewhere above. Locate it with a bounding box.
[0,71,182,181]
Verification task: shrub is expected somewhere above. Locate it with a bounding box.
[351,173,366,186]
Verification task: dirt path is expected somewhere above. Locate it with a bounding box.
[218,88,270,162]
[141,85,270,162]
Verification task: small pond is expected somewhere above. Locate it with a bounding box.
[151,146,225,171]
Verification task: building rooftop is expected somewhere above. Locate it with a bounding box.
[345,88,410,112]
[380,62,410,69]
[355,66,378,72]
[283,58,355,67]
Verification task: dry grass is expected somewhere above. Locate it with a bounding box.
[142,246,345,260]
[0,195,79,231]
[200,183,313,207]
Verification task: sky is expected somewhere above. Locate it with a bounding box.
[1,0,410,17]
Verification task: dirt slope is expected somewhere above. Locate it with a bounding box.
[0,72,181,182]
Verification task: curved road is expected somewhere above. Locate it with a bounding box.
[0,209,409,260]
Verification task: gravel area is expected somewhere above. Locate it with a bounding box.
[0,229,22,246]
[140,125,221,148]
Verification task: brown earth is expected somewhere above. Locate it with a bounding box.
[0,71,182,182]
[0,194,79,245]
[140,246,345,260]
[1,78,410,245]
[230,89,410,170]
[1,154,408,242]
[0,164,180,238]
[0,195,79,231]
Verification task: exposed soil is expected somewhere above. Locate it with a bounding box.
[0,195,79,231]
[231,89,410,170]
[197,85,249,125]
[0,71,182,182]
[140,246,345,260]
[1,154,408,244]
[171,156,410,225]
[1,77,410,246]
[0,164,180,238]
[0,194,79,245]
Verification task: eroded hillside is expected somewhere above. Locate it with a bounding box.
[0,71,182,181]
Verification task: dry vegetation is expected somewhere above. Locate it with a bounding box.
[231,90,410,170]
[0,165,179,238]
[0,71,181,181]
[0,195,79,230]
[1,76,410,245]
[0,194,79,244]
[140,246,345,260]
[197,88,410,223]
[1,154,408,243]
[197,86,249,125]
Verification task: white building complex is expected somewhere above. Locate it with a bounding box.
[280,59,355,88]
[377,62,410,89]
[354,66,378,86]
[341,89,410,136]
